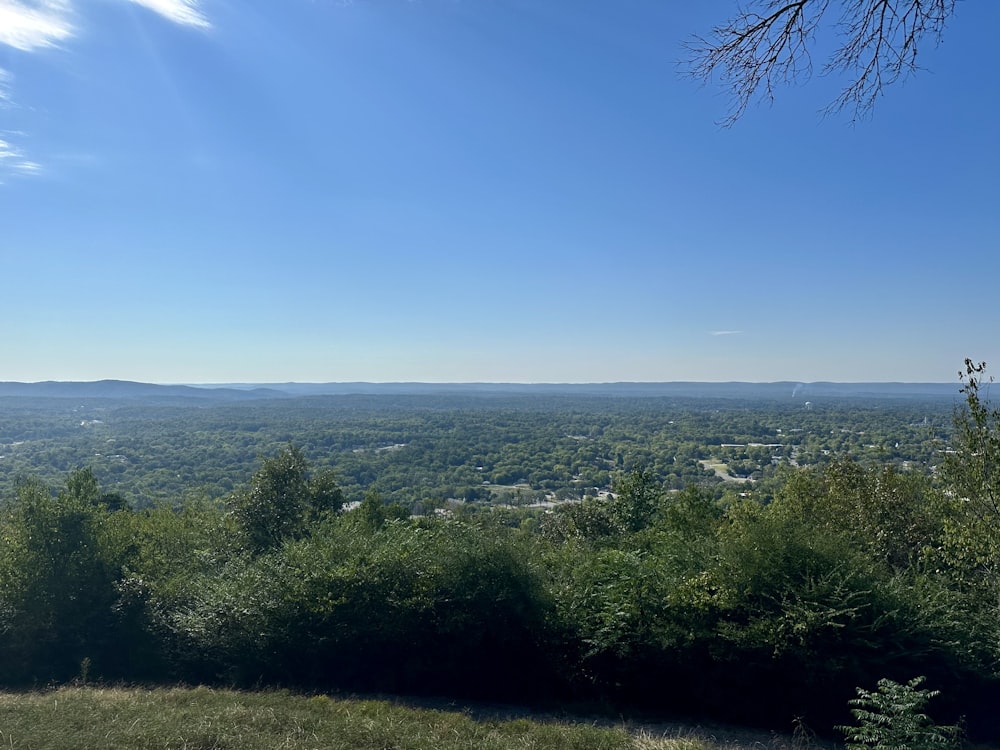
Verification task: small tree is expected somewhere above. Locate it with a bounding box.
[839,676,959,750]
[609,467,661,534]
[938,360,1000,592]
[231,445,343,553]
[357,489,387,531]
[946,360,1000,536]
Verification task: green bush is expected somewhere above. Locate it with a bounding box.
[839,676,959,750]
[0,472,131,682]
[163,516,560,698]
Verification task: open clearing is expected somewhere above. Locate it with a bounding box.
[699,460,751,483]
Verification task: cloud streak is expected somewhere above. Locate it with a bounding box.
[0,0,209,183]
[0,0,74,51]
[0,135,43,178]
[126,0,210,29]
[710,330,744,336]
[0,68,12,101]
[0,0,209,53]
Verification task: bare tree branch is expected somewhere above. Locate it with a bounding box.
[824,0,956,117]
[684,0,958,126]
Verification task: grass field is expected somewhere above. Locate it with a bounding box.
[0,686,827,750]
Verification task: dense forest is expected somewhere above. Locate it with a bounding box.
[0,375,997,742]
[0,382,957,510]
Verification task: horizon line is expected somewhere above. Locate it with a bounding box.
[1,377,961,387]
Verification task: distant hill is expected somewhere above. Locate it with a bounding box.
[0,380,287,402]
[205,380,962,401]
[0,379,962,403]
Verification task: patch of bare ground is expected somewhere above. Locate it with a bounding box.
[698,460,752,483]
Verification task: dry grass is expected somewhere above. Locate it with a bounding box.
[0,686,737,750]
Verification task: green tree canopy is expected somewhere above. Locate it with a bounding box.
[231,445,344,553]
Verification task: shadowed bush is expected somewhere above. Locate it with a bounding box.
[164,515,563,700]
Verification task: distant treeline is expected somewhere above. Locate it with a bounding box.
[0,389,956,510]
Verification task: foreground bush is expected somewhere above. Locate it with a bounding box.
[2,441,1000,739]
[839,676,960,750]
[165,515,562,698]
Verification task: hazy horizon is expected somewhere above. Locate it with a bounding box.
[1,377,963,387]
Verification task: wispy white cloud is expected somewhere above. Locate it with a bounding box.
[710,330,744,336]
[0,0,210,51]
[0,68,12,101]
[126,0,210,29]
[13,159,42,174]
[0,0,75,51]
[0,138,18,159]
[0,0,209,183]
[0,136,43,177]
[0,69,41,180]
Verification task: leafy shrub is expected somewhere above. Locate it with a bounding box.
[163,516,560,699]
[839,676,959,750]
[0,472,129,682]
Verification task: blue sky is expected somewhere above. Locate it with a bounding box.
[1,0,997,384]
